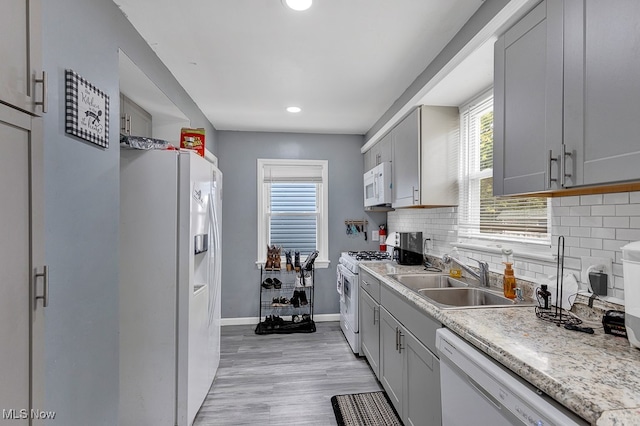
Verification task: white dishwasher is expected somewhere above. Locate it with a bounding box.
[435,329,588,426]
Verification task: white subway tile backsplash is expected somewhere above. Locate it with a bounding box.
[570,227,590,237]
[604,217,629,228]
[569,247,592,257]
[528,263,544,273]
[564,257,581,270]
[561,197,581,206]
[616,204,640,216]
[563,236,580,248]
[590,227,616,239]
[617,228,640,241]
[391,189,640,302]
[580,194,603,205]
[552,206,571,217]
[591,205,616,216]
[580,238,603,250]
[580,216,603,228]
[590,250,615,260]
[570,206,591,216]
[561,216,581,226]
[613,263,624,276]
[604,192,630,204]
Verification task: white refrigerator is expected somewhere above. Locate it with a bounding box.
[119,149,222,426]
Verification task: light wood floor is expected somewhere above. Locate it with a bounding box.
[193,322,382,426]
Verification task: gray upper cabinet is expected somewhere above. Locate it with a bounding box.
[493,0,563,196]
[364,131,392,172]
[495,0,640,195]
[392,108,421,207]
[120,94,153,138]
[564,0,640,187]
[392,106,459,207]
[0,0,44,115]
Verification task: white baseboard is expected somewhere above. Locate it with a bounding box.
[221,313,340,326]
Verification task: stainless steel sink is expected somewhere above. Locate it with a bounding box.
[390,274,468,291]
[417,287,534,309]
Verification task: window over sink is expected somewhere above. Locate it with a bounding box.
[256,159,329,268]
[458,90,550,245]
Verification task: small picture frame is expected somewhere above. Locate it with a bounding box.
[65,69,109,148]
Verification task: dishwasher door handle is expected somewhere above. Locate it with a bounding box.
[467,375,502,410]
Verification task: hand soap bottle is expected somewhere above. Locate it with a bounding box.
[503,262,516,299]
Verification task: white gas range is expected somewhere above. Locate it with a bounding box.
[337,251,391,354]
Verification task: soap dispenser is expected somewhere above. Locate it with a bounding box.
[503,262,516,299]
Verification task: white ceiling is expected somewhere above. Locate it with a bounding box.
[114,0,487,135]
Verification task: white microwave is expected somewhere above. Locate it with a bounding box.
[364,162,392,207]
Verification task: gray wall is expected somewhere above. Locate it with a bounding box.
[41,1,215,424]
[217,131,386,319]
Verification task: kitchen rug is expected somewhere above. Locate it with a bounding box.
[331,391,403,426]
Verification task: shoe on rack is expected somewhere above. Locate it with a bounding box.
[264,315,274,329]
[294,251,301,272]
[261,278,274,289]
[298,290,308,306]
[290,291,300,308]
[273,278,282,289]
[272,297,283,307]
[279,297,290,306]
[301,314,311,322]
[292,314,301,323]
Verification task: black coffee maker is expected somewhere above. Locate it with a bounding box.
[394,232,423,265]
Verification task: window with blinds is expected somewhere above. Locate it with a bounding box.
[458,92,550,244]
[257,159,329,266]
[269,183,317,256]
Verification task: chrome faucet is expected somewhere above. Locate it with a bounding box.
[442,254,490,287]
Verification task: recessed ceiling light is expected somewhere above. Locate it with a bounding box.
[286,106,302,113]
[282,0,312,11]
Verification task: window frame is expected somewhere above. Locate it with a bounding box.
[457,90,552,251]
[256,158,330,269]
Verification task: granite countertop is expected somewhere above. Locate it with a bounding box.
[359,262,640,426]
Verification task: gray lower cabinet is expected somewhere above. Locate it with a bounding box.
[379,307,404,410]
[359,289,380,379]
[403,327,441,426]
[379,306,441,426]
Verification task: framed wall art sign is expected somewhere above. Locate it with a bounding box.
[65,69,110,148]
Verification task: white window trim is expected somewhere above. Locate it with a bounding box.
[256,158,330,269]
[457,90,552,255]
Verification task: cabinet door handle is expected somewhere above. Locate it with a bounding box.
[547,150,558,189]
[35,265,49,308]
[126,114,132,134]
[34,71,48,113]
[398,331,404,353]
[561,147,572,187]
[121,115,127,134]
[373,306,378,325]
[412,186,419,204]
[395,327,399,350]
